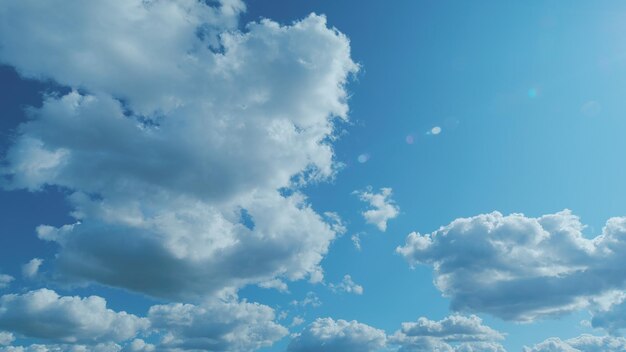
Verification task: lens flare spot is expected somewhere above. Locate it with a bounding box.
[357,154,370,163]
[430,126,442,135]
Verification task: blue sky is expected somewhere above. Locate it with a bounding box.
[2,1,626,351]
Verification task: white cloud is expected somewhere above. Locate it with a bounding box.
[396,315,504,342]
[351,233,362,250]
[21,258,43,278]
[121,340,155,352]
[0,0,357,301]
[0,289,148,344]
[285,315,506,352]
[287,318,386,352]
[355,187,399,232]
[329,274,363,295]
[397,210,626,321]
[523,335,626,352]
[392,339,506,352]
[324,212,348,236]
[589,295,626,334]
[390,315,505,352]
[0,0,246,115]
[290,292,322,308]
[0,276,12,289]
[291,316,305,327]
[258,279,289,293]
[148,299,287,352]
[455,342,507,352]
[0,332,13,346]
[0,343,122,352]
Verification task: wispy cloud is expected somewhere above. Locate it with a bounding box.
[329,274,363,295]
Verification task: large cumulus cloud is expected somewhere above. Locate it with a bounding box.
[398,210,626,322]
[0,0,358,300]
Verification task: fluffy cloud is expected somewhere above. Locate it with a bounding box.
[355,187,399,231]
[0,343,122,352]
[21,258,43,278]
[0,289,148,344]
[0,0,245,115]
[329,274,364,295]
[258,279,289,293]
[0,0,357,300]
[148,299,287,352]
[589,295,626,334]
[523,335,626,352]
[390,315,505,352]
[396,315,503,342]
[455,342,507,352]
[0,332,13,346]
[287,317,386,352]
[0,291,286,352]
[0,276,12,289]
[397,210,626,321]
[121,340,154,352]
[291,316,306,327]
[36,190,337,300]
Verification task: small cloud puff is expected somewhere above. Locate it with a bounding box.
[290,292,322,308]
[21,258,43,278]
[329,275,364,295]
[351,233,363,250]
[258,279,289,293]
[355,187,400,232]
[0,276,12,289]
[291,316,305,327]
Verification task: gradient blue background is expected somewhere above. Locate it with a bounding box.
[3,1,626,350]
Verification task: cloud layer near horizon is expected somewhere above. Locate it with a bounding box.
[523,334,626,352]
[287,315,506,352]
[0,289,148,344]
[0,289,286,352]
